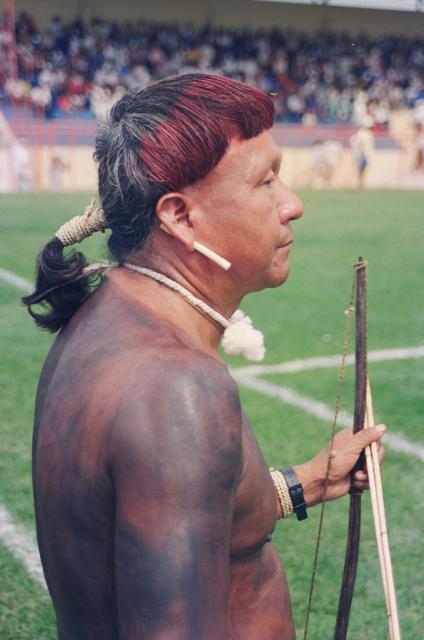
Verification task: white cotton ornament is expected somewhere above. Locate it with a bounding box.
[221,310,266,361]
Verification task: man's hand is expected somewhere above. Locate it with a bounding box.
[293,424,386,507]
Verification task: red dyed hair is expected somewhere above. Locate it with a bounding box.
[137,74,275,188]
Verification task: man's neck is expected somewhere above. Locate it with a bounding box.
[107,264,235,358]
[128,242,244,320]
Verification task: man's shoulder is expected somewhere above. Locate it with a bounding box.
[120,345,241,420]
[139,345,237,391]
[105,340,239,419]
[109,347,243,483]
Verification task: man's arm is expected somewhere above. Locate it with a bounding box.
[282,425,386,517]
[109,356,243,639]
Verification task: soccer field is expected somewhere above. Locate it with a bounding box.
[0,190,423,639]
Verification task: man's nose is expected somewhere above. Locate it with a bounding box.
[277,183,304,223]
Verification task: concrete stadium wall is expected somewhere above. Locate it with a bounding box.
[24,145,423,192]
[15,0,424,37]
[280,147,422,189]
[27,145,97,192]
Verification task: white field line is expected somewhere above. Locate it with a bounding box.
[0,267,46,589]
[0,267,32,293]
[232,374,424,463]
[0,503,46,589]
[232,345,424,377]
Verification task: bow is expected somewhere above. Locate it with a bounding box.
[303,258,401,640]
[334,258,367,639]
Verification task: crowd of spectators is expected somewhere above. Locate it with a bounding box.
[2,12,424,125]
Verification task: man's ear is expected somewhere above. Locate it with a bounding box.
[155,193,195,252]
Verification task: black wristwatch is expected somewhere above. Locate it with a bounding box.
[280,467,308,521]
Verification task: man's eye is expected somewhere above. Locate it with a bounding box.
[263,177,275,187]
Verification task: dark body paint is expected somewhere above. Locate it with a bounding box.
[33,271,295,639]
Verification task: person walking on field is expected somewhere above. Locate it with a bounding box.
[349,117,375,189]
[24,74,385,640]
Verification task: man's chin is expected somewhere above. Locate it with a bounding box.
[252,264,291,292]
[267,262,291,288]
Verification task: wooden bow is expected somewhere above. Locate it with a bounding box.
[335,259,401,639]
[334,258,367,639]
[304,259,401,640]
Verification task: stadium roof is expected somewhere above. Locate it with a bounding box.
[251,0,424,11]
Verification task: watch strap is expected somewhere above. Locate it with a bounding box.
[280,467,308,521]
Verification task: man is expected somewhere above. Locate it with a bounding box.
[24,74,385,639]
[349,118,375,190]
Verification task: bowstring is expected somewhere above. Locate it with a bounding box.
[302,266,357,640]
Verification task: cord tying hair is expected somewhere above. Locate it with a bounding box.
[55,199,108,246]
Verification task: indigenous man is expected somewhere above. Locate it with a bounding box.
[24,74,385,640]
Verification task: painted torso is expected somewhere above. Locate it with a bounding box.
[33,274,294,639]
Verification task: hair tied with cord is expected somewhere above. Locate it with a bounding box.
[21,198,111,333]
[55,199,109,247]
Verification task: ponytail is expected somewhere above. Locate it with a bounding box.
[22,201,108,332]
[21,237,99,333]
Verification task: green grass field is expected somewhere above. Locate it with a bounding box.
[0,191,423,639]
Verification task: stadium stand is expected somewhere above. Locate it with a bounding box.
[1,8,423,190]
[2,13,424,125]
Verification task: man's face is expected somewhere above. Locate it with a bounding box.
[184,131,304,294]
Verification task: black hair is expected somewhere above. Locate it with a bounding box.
[21,237,96,332]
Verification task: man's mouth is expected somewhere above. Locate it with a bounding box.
[278,238,293,248]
